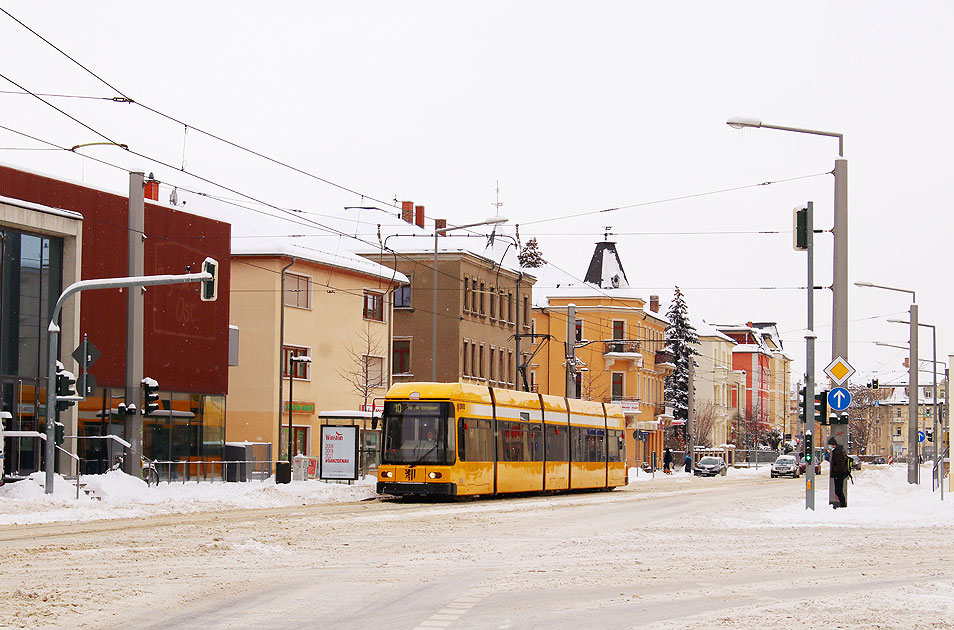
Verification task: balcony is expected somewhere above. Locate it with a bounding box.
[603,341,643,370]
[654,350,676,377]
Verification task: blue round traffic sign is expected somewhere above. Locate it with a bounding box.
[918,431,925,443]
[828,387,852,412]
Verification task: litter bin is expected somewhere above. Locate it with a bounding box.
[275,461,291,484]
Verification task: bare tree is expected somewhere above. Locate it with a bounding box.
[338,323,388,409]
[692,400,719,448]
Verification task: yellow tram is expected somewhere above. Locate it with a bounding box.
[376,382,627,497]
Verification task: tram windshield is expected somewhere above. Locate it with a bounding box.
[381,401,455,466]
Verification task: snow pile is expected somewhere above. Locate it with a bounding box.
[0,471,377,525]
[762,464,954,528]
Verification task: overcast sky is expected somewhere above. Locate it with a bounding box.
[2,2,952,386]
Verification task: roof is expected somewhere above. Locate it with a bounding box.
[695,319,736,344]
[176,191,407,283]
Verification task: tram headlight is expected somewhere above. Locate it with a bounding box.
[428,472,442,479]
[380,470,393,478]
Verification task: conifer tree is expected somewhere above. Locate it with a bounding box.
[518,238,545,268]
[663,287,700,422]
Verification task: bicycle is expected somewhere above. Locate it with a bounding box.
[111,454,160,486]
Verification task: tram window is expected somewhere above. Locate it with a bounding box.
[458,418,492,461]
[499,421,528,462]
[545,424,568,461]
[381,401,455,466]
[571,427,606,462]
[607,429,620,462]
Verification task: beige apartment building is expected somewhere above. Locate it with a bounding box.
[694,322,746,447]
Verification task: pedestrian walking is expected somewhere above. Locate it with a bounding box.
[829,437,849,508]
[663,448,673,474]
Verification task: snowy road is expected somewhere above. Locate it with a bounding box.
[2,468,953,629]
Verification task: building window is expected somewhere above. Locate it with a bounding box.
[523,296,530,328]
[489,347,496,382]
[612,373,624,399]
[507,350,513,386]
[490,289,497,321]
[507,292,514,324]
[282,346,311,379]
[393,339,411,375]
[472,279,478,313]
[479,282,486,315]
[471,341,477,377]
[284,272,311,309]
[363,355,385,388]
[479,344,485,379]
[394,281,411,308]
[464,277,472,313]
[363,290,384,321]
[500,351,506,385]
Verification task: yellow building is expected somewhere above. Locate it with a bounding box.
[527,242,670,470]
[213,199,407,463]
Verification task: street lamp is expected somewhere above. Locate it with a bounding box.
[857,281,918,484]
[432,216,508,381]
[287,354,312,464]
[727,117,848,365]
[888,317,943,498]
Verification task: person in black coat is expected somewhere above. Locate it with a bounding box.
[828,437,849,508]
[663,448,673,474]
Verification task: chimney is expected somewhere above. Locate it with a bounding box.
[650,295,659,313]
[144,179,159,201]
[435,218,447,235]
[414,205,425,229]
[401,201,414,224]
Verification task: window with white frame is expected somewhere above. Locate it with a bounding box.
[284,273,311,309]
[363,355,385,388]
[363,290,384,322]
[282,345,311,379]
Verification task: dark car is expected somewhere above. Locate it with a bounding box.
[771,455,800,478]
[871,456,886,465]
[799,456,821,475]
[693,456,727,477]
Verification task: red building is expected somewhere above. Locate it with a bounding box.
[714,323,772,445]
[1,165,230,474]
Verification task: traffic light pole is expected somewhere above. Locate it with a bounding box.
[44,269,215,494]
[804,201,816,511]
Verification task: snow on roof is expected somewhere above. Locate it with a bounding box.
[176,191,407,283]
[695,319,736,344]
[0,193,84,221]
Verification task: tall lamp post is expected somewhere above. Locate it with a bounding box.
[857,281,918,484]
[727,118,848,365]
[888,318,943,497]
[432,216,508,381]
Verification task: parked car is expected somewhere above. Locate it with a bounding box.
[799,456,821,475]
[848,455,862,470]
[871,456,886,465]
[771,455,800,478]
[693,456,727,477]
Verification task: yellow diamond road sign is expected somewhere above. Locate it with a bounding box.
[824,356,855,385]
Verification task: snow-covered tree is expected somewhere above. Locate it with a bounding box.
[663,287,699,422]
[518,238,546,268]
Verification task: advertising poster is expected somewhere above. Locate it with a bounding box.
[320,425,359,480]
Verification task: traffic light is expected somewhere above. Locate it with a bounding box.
[54,421,65,446]
[55,365,77,412]
[814,390,829,425]
[798,386,808,423]
[793,206,809,251]
[804,430,814,464]
[200,257,218,302]
[142,377,160,416]
[926,428,934,442]
[871,378,879,390]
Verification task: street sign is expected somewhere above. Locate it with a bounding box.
[918,431,925,443]
[72,338,101,368]
[828,387,852,412]
[824,356,855,385]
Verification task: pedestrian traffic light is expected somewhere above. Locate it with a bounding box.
[871,378,879,389]
[814,390,829,425]
[54,421,65,446]
[200,257,218,302]
[798,386,808,423]
[55,365,77,412]
[926,428,934,442]
[804,430,814,464]
[142,377,160,416]
[793,206,809,251]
